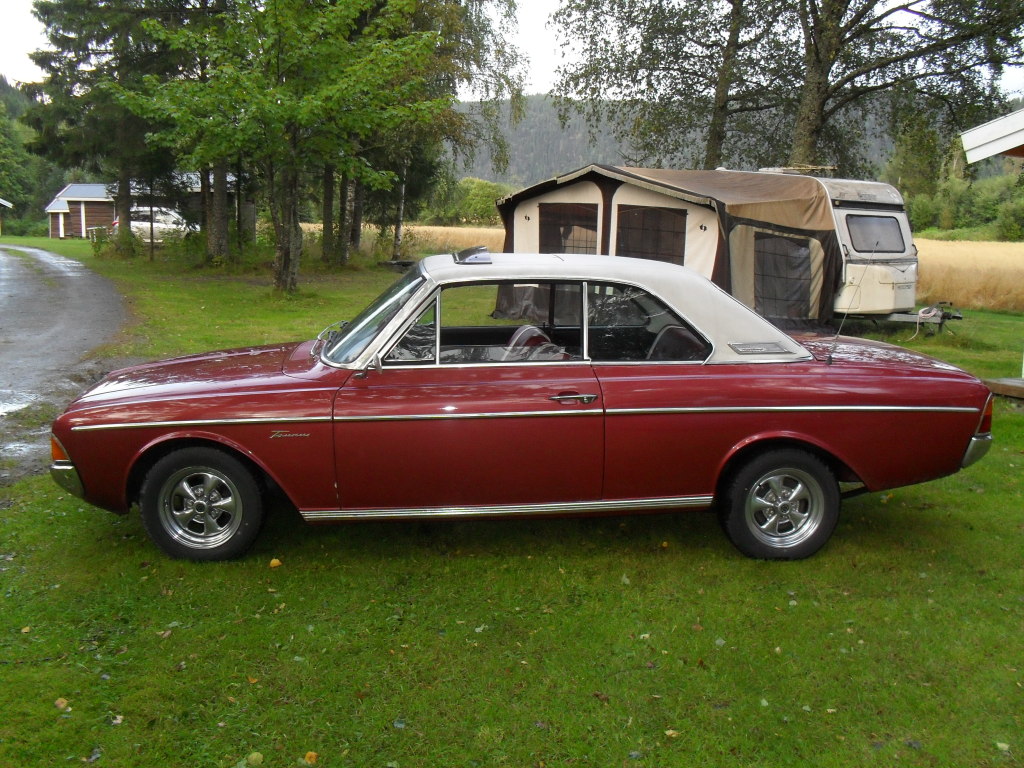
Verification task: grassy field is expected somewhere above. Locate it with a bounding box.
[0,234,1022,767]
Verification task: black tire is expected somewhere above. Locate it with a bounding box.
[719,448,839,560]
[140,447,264,561]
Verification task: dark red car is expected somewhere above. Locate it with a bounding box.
[50,253,993,561]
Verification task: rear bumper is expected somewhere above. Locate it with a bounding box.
[50,461,85,499]
[961,434,992,468]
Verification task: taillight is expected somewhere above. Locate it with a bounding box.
[51,436,70,462]
[978,396,993,435]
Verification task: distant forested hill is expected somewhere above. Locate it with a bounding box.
[457,94,903,189]
[458,95,628,188]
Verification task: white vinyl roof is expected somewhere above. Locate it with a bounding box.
[417,252,812,365]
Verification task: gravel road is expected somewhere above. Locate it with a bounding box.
[0,245,126,485]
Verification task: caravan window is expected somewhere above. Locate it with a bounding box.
[846,214,905,254]
[615,205,687,264]
[538,203,598,254]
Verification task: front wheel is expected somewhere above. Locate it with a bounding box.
[719,449,839,560]
[140,447,264,561]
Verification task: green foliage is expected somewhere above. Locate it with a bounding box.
[994,198,1024,241]
[421,176,514,225]
[912,169,1024,240]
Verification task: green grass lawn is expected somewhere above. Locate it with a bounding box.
[1,236,1022,767]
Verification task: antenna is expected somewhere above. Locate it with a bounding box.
[826,240,875,365]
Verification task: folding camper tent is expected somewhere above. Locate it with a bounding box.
[497,165,917,324]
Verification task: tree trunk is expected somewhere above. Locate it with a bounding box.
[209,160,229,263]
[322,164,335,264]
[703,0,745,169]
[788,69,830,166]
[392,162,408,261]
[269,163,303,293]
[113,165,133,256]
[788,0,843,167]
[350,180,363,250]
[338,172,351,266]
[200,167,212,262]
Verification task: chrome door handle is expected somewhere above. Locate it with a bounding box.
[549,393,598,405]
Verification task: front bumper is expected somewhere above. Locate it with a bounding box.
[961,433,992,469]
[50,460,85,499]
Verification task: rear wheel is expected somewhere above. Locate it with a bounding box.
[140,447,263,561]
[719,449,839,560]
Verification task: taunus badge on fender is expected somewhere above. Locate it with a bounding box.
[270,430,311,439]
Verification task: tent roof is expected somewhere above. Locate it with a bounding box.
[961,108,1024,163]
[498,165,898,233]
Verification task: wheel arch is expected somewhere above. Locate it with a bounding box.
[126,436,277,510]
[714,435,861,503]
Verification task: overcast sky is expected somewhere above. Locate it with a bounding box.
[0,0,1019,101]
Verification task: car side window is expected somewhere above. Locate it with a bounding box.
[587,282,711,362]
[386,282,585,365]
[384,300,437,364]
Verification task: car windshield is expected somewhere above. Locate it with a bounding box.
[322,268,425,364]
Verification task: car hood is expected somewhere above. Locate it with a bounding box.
[76,342,305,405]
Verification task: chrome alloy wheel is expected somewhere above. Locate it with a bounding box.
[156,466,245,550]
[744,466,825,549]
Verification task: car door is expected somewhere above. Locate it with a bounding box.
[585,282,719,502]
[333,280,604,512]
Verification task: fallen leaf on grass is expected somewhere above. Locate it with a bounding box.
[269,558,283,569]
[664,729,680,738]
[54,698,70,711]
[20,626,30,634]
[593,692,610,704]
[303,752,319,765]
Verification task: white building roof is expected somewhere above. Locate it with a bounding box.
[961,108,1024,163]
[44,183,114,214]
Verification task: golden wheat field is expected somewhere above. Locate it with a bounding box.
[915,239,1024,312]
[403,225,506,253]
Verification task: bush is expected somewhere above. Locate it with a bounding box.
[1,216,49,237]
[994,199,1024,241]
[908,194,939,231]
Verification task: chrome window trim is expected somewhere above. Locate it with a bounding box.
[71,416,333,432]
[300,494,714,522]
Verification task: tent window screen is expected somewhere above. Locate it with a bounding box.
[615,205,686,264]
[754,233,811,320]
[846,214,905,254]
[538,203,598,254]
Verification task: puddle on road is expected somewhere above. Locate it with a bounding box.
[0,390,40,417]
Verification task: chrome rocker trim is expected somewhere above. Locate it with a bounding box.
[300,495,714,522]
